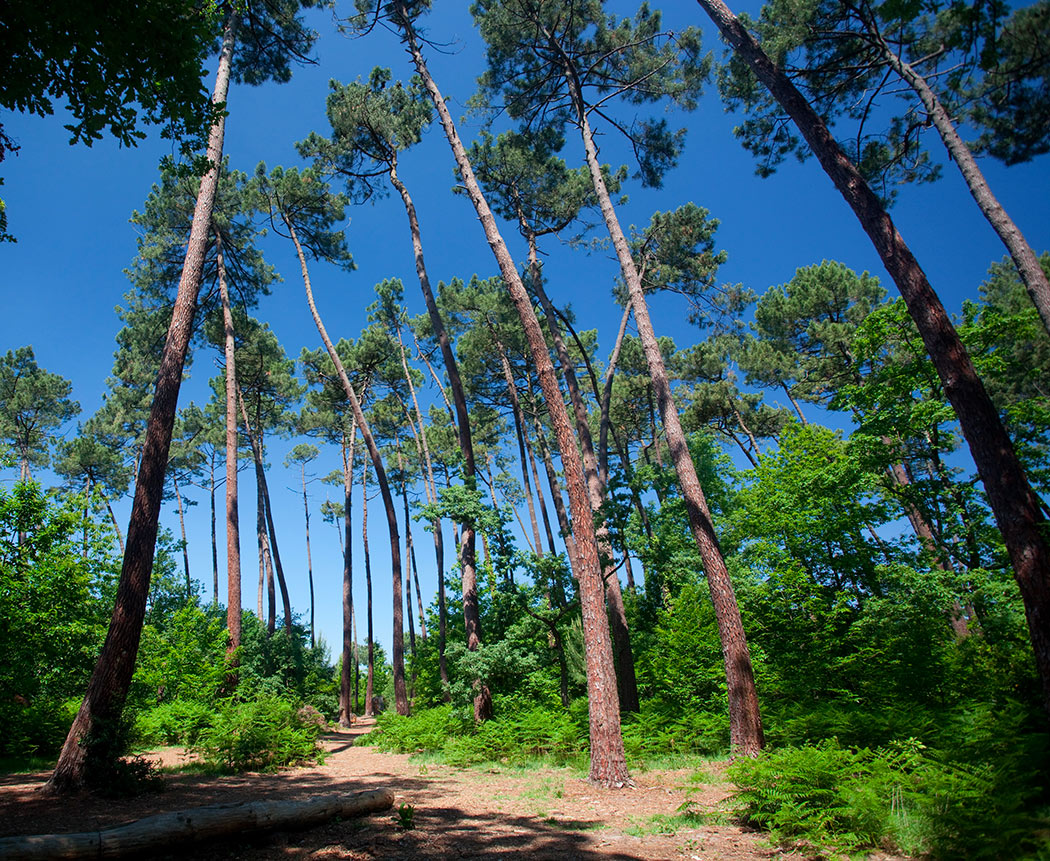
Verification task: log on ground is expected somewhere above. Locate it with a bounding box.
[0,787,395,860]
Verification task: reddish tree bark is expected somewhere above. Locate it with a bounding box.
[45,19,236,794]
[398,9,629,785]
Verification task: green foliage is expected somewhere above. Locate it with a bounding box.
[396,802,416,829]
[237,613,338,717]
[621,702,729,761]
[0,347,80,478]
[0,0,219,163]
[369,699,588,767]
[0,481,116,756]
[136,699,216,747]
[370,704,472,754]
[193,693,326,773]
[730,723,1050,859]
[132,602,229,710]
[473,0,708,188]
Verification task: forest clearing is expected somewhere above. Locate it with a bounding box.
[2,0,1049,858]
[1,720,819,860]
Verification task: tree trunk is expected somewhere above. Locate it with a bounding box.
[209,452,218,605]
[530,404,581,574]
[526,235,640,714]
[362,464,375,717]
[522,414,557,556]
[560,45,763,754]
[285,214,407,715]
[494,339,545,556]
[45,18,236,794]
[172,472,191,598]
[400,11,628,784]
[339,426,357,726]
[696,0,1050,717]
[871,26,1050,337]
[217,235,241,659]
[389,156,488,721]
[238,392,292,636]
[300,462,315,647]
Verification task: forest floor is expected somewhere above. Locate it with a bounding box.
[0,719,899,860]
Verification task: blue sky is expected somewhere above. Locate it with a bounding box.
[1,1,1048,664]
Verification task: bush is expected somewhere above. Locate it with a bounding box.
[370,705,471,754]
[621,701,729,761]
[193,693,326,772]
[442,705,586,766]
[729,735,1050,859]
[368,700,588,767]
[136,699,216,747]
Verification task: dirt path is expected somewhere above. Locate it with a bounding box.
[0,720,809,860]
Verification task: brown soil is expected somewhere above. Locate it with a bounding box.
[0,720,817,859]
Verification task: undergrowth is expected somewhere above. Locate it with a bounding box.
[191,693,327,773]
[729,725,1050,859]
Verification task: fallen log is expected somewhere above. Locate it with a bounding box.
[0,787,395,860]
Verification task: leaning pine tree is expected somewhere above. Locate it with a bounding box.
[472,0,765,755]
[694,0,1050,718]
[360,0,630,786]
[46,1,318,793]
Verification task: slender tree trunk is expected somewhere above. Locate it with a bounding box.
[340,426,357,726]
[172,473,191,598]
[494,341,545,556]
[389,156,488,721]
[300,463,315,647]
[531,406,580,574]
[886,457,971,637]
[401,12,628,784]
[526,237,640,714]
[871,28,1050,337]
[262,476,293,636]
[696,0,1050,717]
[362,465,375,717]
[254,444,275,635]
[105,496,125,555]
[285,214,407,714]
[238,393,291,636]
[217,235,241,659]
[523,416,557,556]
[209,453,218,605]
[598,304,633,487]
[398,448,418,668]
[45,19,236,794]
[560,46,763,753]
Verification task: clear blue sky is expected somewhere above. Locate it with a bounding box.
[1,1,1048,663]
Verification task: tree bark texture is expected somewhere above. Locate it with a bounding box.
[870,27,1050,337]
[339,426,357,726]
[527,242,640,714]
[217,237,241,660]
[45,19,236,794]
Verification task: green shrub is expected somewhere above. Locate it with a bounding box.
[621,702,729,761]
[729,736,1050,859]
[442,705,586,766]
[730,741,896,853]
[368,701,587,767]
[369,705,471,754]
[193,693,325,772]
[136,699,216,747]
